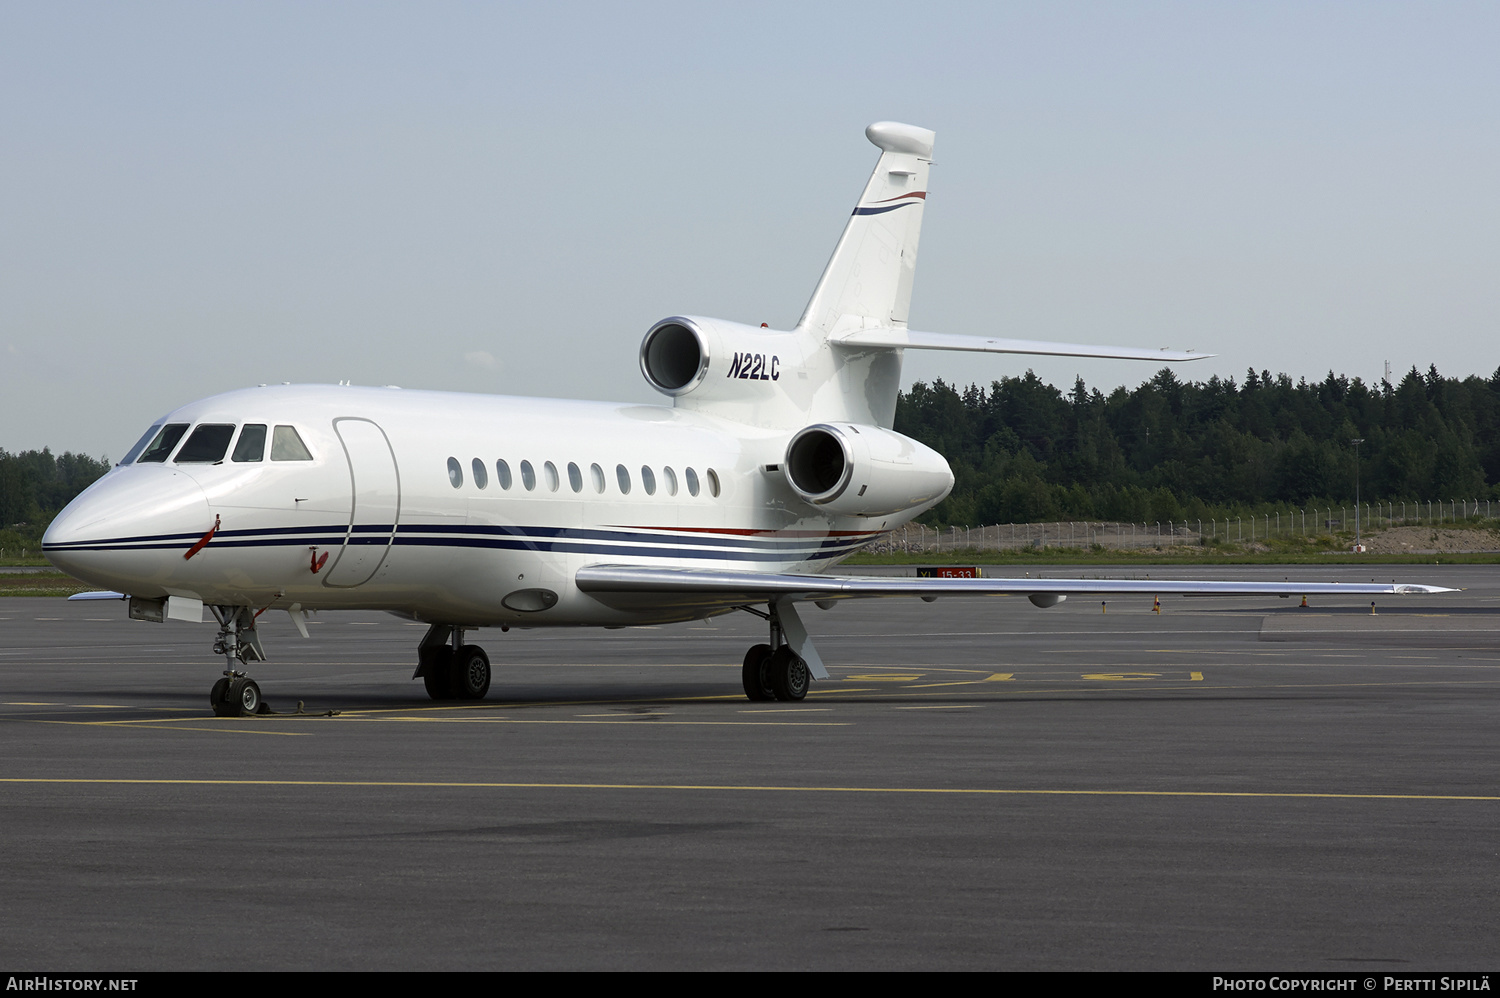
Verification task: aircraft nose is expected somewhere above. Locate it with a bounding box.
[44,467,213,593]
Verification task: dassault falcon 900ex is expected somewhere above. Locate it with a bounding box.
[44,122,1452,716]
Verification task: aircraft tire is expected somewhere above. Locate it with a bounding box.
[453,645,491,700]
[741,644,775,702]
[209,677,230,713]
[225,677,261,717]
[768,646,808,702]
[421,648,455,700]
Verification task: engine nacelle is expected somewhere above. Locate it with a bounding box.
[640,316,806,415]
[783,422,953,518]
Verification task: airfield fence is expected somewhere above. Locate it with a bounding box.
[863,499,1500,554]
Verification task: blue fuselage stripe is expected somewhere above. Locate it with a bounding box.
[44,524,883,563]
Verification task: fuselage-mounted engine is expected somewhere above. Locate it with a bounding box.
[783,422,952,518]
[639,316,811,426]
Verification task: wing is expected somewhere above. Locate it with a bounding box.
[574,565,1454,613]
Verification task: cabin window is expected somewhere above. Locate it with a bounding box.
[520,460,536,491]
[544,461,560,492]
[271,425,313,461]
[447,457,463,488]
[472,458,488,490]
[707,469,721,497]
[641,465,656,496]
[496,460,512,490]
[121,424,162,465]
[567,462,583,493]
[175,424,236,463]
[136,423,189,464]
[591,463,605,494]
[685,467,700,497]
[662,466,678,496]
[232,425,266,463]
[616,464,631,495]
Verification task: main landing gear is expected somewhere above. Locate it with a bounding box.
[208,605,270,717]
[740,601,813,703]
[414,624,491,701]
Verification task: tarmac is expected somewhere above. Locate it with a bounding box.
[0,563,1496,970]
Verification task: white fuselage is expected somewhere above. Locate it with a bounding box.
[43,384,922,626]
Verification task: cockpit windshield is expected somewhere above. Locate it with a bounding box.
[126,421,311,465]
[120,424,162,465]
[174,424,236,463]
[135,424,189,463]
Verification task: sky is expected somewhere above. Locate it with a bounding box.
[2,1,1498,459]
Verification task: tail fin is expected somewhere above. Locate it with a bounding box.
[797,122,935,337]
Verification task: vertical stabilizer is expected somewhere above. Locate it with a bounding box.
[797,122,935,338]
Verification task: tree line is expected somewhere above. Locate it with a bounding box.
[893,366,1500,527]
[0,449,111,550]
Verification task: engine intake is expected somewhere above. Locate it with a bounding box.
[640,319,710,396]
[785,427,854,502]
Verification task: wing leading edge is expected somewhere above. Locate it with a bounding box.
[575,565,1455,613]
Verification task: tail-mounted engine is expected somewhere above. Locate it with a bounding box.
[783,422,952,518]
[640,318,713,396]
[640,316,810,425]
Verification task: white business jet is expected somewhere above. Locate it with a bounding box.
[44,122,1451,716]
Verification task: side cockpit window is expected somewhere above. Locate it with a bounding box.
[270,425,313,461]
[135,423,190,463]
[232,424,266,462]
[175,424,236,463]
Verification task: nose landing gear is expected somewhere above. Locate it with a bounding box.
[208,606,270,717]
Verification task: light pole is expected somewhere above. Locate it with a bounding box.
[1351,437,1365,551]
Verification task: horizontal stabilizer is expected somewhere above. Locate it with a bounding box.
[830,328,1212,363]
[576,565,1452,613]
